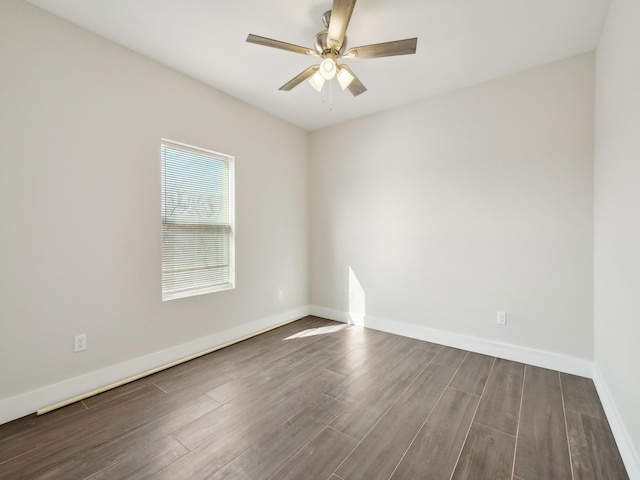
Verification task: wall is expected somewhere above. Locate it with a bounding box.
[311,53,595,371]
[0,0,309,423]
[594,0,640,475]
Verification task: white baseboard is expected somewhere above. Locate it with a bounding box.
[310,305,593,377]
[0,306,310,426]
[592,365,640,479]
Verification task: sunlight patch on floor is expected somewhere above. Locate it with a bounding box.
[284,324,348,340]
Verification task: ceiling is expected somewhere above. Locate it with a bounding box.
[25,0,610,131]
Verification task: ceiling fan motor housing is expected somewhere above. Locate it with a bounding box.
[314,30,347,56]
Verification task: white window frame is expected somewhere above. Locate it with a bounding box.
[161,139,235,301]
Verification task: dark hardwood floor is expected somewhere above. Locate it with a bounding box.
[0,316,629,480]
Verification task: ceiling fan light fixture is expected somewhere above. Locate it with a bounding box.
[337,66,355,90]
[319,57,337,80]
[309,71,325,92]
[247,1,417,98]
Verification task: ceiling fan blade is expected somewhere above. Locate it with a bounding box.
[327,0,356,50]
[279,65,320,91]
[344,38,418,59]
[340,64,367,96]
[246,34,317,56]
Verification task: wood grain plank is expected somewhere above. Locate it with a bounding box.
[159,369,345,480]
[153,368,232,395]
[324,332,421,387]
[207,340,335,404]
[208,395,345,480]
[218,325,336,381]
[269,427,357,480]
[329,348,435,440]
[413,340,444,352]
[174,368,344,451]
[565,409,629,479]
[82,379,152,409]
[135,391,340,480]
[449,352,495,395]
[451,423,515,480]
[162,316,326,383]
[141,320,324,387]
[93,442,189,480]
[0,394,218,480]
[513,366,572,479]
[267,427,356,480]
[0,385,168,478]
[320,324,370,354]
[474,358,524,435]
[335,363,455,480]
[31,435,188,480]
[135,443,236,480]
[0,402,87,457]
[329,346,435,404]
[560,372,606,419]
[389,387,479,480]
[431,346,468,369]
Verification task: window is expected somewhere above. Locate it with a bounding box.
[161,139,234,301]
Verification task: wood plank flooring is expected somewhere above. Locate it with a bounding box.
[0,316,629,480]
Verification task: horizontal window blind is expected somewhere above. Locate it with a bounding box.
[161,140,234,300]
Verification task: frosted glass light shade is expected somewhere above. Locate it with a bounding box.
[309,71,325,92]
[337,66,354,90]
[319,58,337,80]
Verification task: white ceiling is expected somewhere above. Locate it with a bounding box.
[25,0,610,131]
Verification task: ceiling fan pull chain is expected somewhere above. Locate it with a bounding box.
[329,79,334,111]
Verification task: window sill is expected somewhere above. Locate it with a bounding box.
[162,283,234,302]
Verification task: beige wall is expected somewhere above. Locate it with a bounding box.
[0,0,310,417]
[311,53,595,362]
[594,0,640,475]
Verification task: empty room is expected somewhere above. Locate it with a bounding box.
[0,0,638,479]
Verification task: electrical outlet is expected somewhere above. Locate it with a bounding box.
[74,334,87,352]
[275,289,284,303]
[497,311,507,326]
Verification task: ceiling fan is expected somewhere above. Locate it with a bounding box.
[246,0,418,97]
